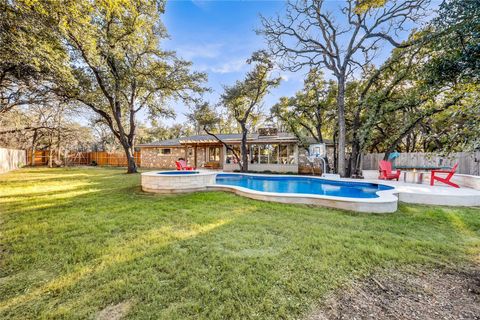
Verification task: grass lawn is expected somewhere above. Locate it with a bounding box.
[0,167,479,319]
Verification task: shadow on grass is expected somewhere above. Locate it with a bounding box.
[1,167,479,319]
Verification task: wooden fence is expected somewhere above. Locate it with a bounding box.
[26,150,50,166]
[27,150,141,167]
[363,152,480,175]
[87,151,141,167]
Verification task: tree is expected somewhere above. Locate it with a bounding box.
[0,103,93,166]
[0,2,69,115]
[136,121,194,145]
[189,101,243,167]
[216,51,281,172]
[10,0,206,173]
[425,0,480,85]
[349,42,475,163]
[271,68,336,148]
[261,0,429,176]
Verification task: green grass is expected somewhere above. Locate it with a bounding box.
[0,167,479,319]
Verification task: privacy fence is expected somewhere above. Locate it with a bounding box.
[0,148,27,174]
[26,151,141,167]
[363,152,480,175]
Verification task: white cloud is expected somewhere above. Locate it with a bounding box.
[211,59,247,74]
[195,58,248,74]
[191,0,210,9]
[176,43,223,60]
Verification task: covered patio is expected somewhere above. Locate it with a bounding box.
[138,132,306,173]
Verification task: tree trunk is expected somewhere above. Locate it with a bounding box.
[350,95,364,177]
[336,77,347,177]
[240,124,248,172]
[333,129,338,174]
[349,141,362,177]
[122,144,137,173]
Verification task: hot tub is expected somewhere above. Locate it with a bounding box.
[141,170,217,193]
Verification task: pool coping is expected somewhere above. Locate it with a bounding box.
[142,171,217,177]
[207,172,399,213]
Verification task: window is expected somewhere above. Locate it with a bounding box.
[226,145,240,164]
[288,145,296,164]
[249,144,296,165]
[250,145,259,164]
[208,147,220,162]
[160,148,171,155]
[279,145,288,164]
[271,144,279,164]
[259,145,269,164]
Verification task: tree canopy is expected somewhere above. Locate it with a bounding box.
[2,0,206,172]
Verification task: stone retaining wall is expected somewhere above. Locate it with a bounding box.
[141,171,217,193]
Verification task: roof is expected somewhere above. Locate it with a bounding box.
[138,132,301,147]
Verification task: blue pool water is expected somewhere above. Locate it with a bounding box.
[158,171,199,175]
[216,174,393,198]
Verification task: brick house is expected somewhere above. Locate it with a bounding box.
[138,130,334,174]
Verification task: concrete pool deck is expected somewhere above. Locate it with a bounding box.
[366,179,480,207]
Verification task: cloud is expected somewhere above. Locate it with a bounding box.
[194,58,248,74]
[210,59,247,74]
[176,43,223,60]
[191,0,210,9]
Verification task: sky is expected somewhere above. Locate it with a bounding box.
[159,0,440,126]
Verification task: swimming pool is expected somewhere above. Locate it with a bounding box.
[141,171,399,213]
[216,174,393,199]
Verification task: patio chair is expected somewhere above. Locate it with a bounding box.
[175,159,196,170]
[430,163,459,188]
[378,160,401,181]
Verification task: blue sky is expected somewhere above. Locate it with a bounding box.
[160,0,439,125]
[162,0,292,124]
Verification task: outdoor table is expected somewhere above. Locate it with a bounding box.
[396,166,453,184]
[402,171,429,184]
[394,165,452,171]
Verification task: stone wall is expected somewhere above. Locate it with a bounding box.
[141,171,217,193]
[0,148,27,174]
[140,147,187,169]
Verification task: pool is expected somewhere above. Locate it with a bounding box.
[216,174,393,198]
[211,173,398,213]
[141,171,399,213]
[157,171,199,175]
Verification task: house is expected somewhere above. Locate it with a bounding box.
[138,129,334,174]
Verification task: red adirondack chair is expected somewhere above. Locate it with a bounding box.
[378,160,401,181]
[430,163,459,188]
[175,159,195,170]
